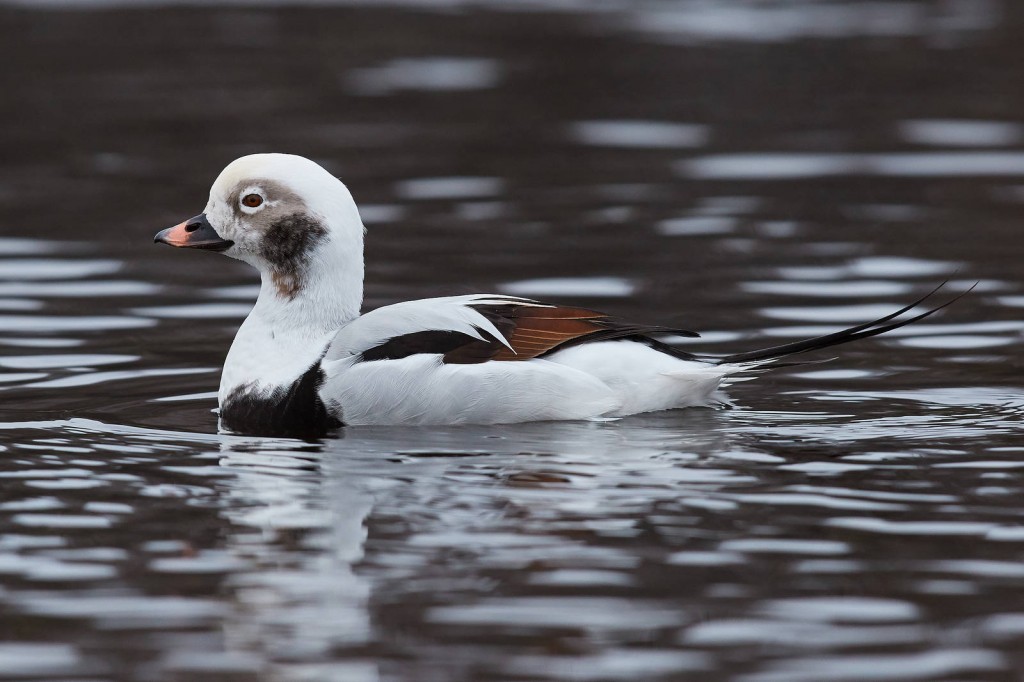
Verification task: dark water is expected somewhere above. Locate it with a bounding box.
[1,1,1024,680]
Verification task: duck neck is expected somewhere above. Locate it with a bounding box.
[219,234,364,407]
[251,236,364,337]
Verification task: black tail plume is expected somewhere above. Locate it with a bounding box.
[716,281,974,366]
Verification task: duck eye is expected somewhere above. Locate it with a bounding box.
[242,193,263,208]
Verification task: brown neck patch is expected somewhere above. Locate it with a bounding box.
[271,271,302,300]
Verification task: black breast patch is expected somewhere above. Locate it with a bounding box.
[220,362,341,438]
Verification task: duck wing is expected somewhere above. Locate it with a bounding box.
[317,294,703,425]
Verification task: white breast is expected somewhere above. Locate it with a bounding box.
[219,312,335,404]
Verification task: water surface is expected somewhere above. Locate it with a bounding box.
[0,2,1023,680]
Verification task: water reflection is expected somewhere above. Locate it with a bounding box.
[346,57,502,97]
[898,119,1023,147]
[220,442,375,681]
[680,152,1024,180]
[394,176,504,201]
[568,120,709,149]
[625,0,1000,44]
[0,389,1023,678]
[499,276,636,298]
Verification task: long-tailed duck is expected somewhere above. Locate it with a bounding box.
[155,153,962,436]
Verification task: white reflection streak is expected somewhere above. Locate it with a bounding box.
[898,119,1023,147]
[568,120,709,148]
[218,440,377,680]
[629,0,998,43]
[346,57,501,96]
[679,152,1024,180]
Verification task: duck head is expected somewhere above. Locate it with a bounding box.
[155,153,365,303]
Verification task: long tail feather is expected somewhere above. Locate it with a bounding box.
[715,281,974,366]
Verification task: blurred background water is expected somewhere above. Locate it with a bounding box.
[0,0,1023,680]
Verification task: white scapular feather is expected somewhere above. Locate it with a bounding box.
[324,295,515,360]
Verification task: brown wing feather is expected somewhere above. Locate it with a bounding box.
[476,302,698,362]
[438,304,606,363]
[492,314,609,360]
[439,301,699,364]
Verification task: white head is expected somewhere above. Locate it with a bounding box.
[156,154,365,327]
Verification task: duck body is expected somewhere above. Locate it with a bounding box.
[217,292,727,435]
[156,153,958,437]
